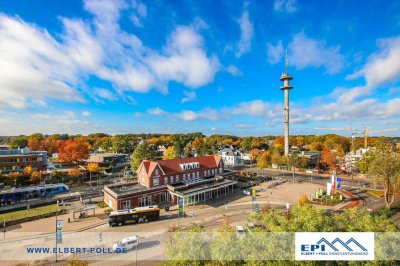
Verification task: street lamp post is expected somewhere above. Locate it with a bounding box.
[55,208,62,263]
[135,236,139,266]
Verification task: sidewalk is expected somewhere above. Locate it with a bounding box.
[4,205,108,238]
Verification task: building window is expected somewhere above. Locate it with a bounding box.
[204,170,206,176]
[153,177,159,186]
[122,200,131,210]
[155,169,159,175]
[164,177,168,184]
[192,172,195,179]
[196,172,199,178]
[176,175,179,182]
[219,167,222,173]
[183,173,186,180]
[170,176,174,183]
[139,196,151,207]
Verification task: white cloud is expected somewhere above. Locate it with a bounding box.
[234,9,254,57]
[347,36,400,87]
[0,110,92,135]
[230,100,281,118]
[181,91,197,103]
[0,0,220,110]
[274,0,297,13]
[130,0,147,27]
[288,32,344,74]
[94,88,118,101]
[176,110,198,121]
[0,15,85,109]
[235,124,252,129]
[267,41,284,64]
[226,65,242,76]
[82,111,91,117]
[147,26,219,89]
[147,107,167,116]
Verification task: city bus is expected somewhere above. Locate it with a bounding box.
[108,205,160,227]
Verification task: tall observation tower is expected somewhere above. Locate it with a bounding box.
[280,51,293,157]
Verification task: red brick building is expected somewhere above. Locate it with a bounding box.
[136,155,225,187]
[103,155,237,210]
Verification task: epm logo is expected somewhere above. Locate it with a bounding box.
[295,232,374,261]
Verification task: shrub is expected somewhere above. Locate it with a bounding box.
[298,194,310,206]
[104,208,113,215]
[97,201,108,208]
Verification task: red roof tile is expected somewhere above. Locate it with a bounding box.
[138,155,222,176]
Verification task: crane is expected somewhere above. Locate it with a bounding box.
[314,127,363,151]
[314,127,399,149]
[362,127,399,148]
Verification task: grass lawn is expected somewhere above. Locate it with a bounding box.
[0,204,61,222]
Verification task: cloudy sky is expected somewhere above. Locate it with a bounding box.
[0,0,400,136]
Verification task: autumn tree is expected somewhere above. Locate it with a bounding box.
[257,151,271,169]
[368,150,400,209]
[87,163,101,184]
[271,151,282,166]
[30,171,44,184]
[321,147,337,169]
[295,136,305,148]
[58,138,90,162]
[192,137,201,156]
[23,166,34,177]
[28,133,44,151]
[67,168,82,183]
[274,136,284,149]
[163,146,178,160]
[249,148,261,161]
[309,142,324,151]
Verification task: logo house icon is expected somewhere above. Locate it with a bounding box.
[316,237,368,252]
[295,232,374,261]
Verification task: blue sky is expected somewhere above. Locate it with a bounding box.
[0,0,400,137]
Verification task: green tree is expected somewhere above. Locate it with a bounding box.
[356,150,375,174]
[368,150,400,209]
[111,135,138,154]
[241,137,252,151]
[99,138,112,152]
[130,144,157,171]
[163,223,209,265]
[10,136,28,149]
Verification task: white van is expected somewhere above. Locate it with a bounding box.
[112,235,139,252]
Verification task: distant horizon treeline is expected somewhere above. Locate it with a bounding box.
[1,132,399,154]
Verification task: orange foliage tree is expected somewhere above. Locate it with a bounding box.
[28,134,44,151]
[30,171,44,184]
[274,136,285,148]
[58,138,90,162]
[321,147,337,169]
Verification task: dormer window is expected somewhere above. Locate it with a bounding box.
[155,169,159,175]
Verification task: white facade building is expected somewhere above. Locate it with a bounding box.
[345,148,370,173]
[217,147,242,166]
